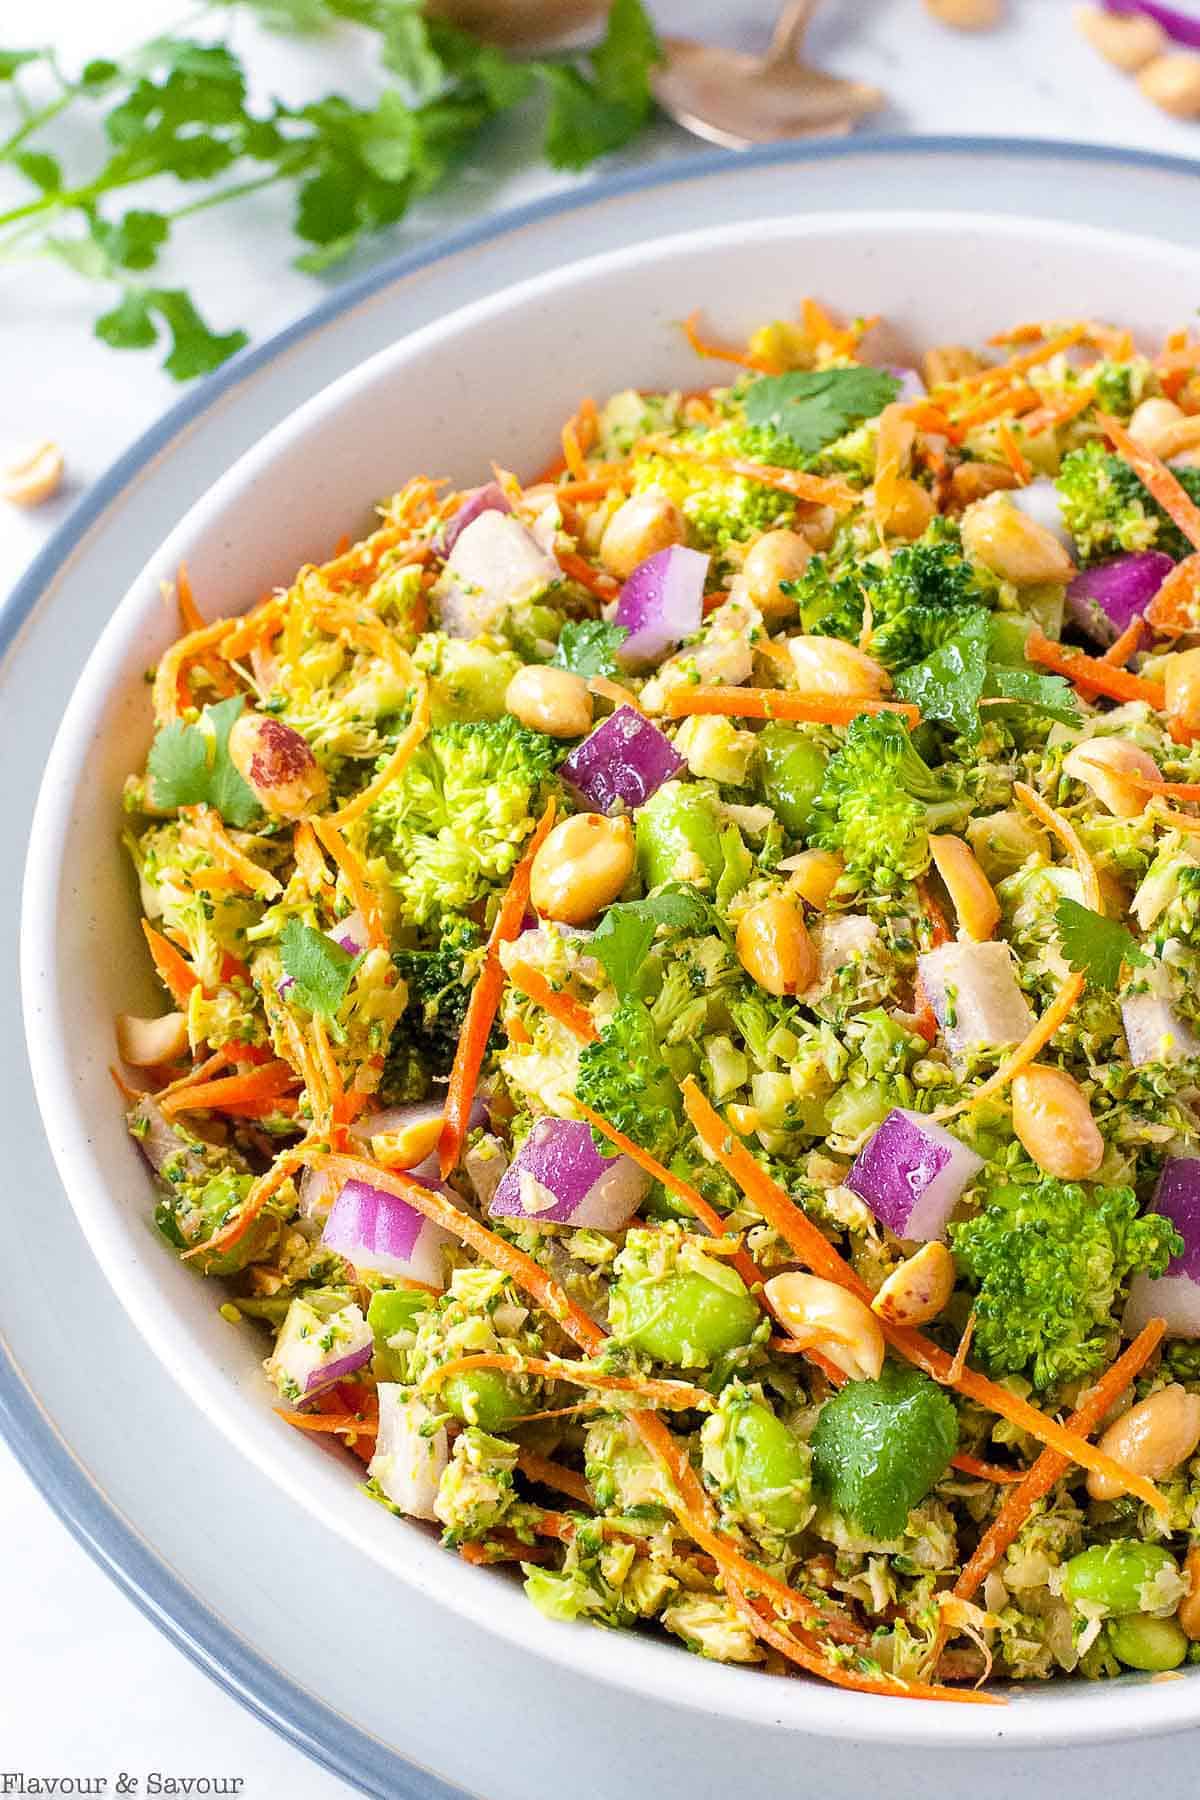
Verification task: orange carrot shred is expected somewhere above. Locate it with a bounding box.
[327,676,431,827]
[1097,411,1200,555]
[557,548,619,601]
[506,961,598,1043]
[663,687,921,728]
[1013,780,1102,912]
[1101,615,1147,667]
[438,799,557,1179]
[1025,628,1165,709]
[420,1352,711,1412]
[930,974,1086,1123]
[516,1451,593,1508]
[1146,550,1200,637]
[995,421,1033,485]
[142,920,200,1007]
[682,309,780,374]
[311,815,388,951]
[641,439,857,510]
[160,1060,298,1117]
[949,1454,1024,1486]
[176,562,204,633]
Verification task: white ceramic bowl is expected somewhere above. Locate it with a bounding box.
[23,212,1200,1749]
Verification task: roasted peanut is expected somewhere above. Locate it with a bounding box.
[1063,736,1160,818]
[961,492,1075,586]
[505,664,593,738]
[3,440,63,507]
[948,461,1019,510]
[1165,647,1200,731]
[1139,52,1200,119]
[227,712,327,818]
[598,493,685,581]
[882,477,936,542]
[1074,3,1165,70]
[929,834,1001,941]
[736,895,818,997]
[764,1271,886,1382]
[924,0,1001,27]
[1129,396,1188,455]
[530,812,634,925]
[787,635,890,698]
[116,1011,190,1068]
[1086,1384,1200,1501]
[741,528,812,618]
[871,1242,956,1327]
[1011,1063,1105,1181]
[785,848,845,911]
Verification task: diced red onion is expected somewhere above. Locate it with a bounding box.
[1009,479,1072,549]
[1065,552,1174,647]
[438,482,511,556]
[267,1298,374,1405]
[435,511,560,639]
[614,546,708,670]
[918,942,1035,1060]
[1104,0,1200,47]
[1121,992,1200,1067]
[488,1116,650,1230]
[321,1177,453,1286]
[561,706,685,814]
[368,1384,449,1519]
[845,1108,983,1241]
[886,366,926,405]
[299,1099,481,1223]
[1124,1157,1200,1338]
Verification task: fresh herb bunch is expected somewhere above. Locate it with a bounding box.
[0,0,660,379]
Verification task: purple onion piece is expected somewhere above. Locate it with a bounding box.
[886,365,926,405]
[439,482,511,556]
[1105,0,1200,48]
[321,1177,451,1286]
[307,1343,374,1393]
[435,510,560,639]
[1124,1157,1200,1338]
[561,706,685,815]
[1066,552,1174,647]
[845,1108,983,1241]
[614,545,708,670]
[266,1299,374,1406]
[488,1117,650,1230]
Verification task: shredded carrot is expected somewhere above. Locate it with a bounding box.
[420,1352,712,1412]
[1146,550,1200,637]
[682,309,780,374]
[575,1101,762,1290]
[949,1454,1024,1485]
[994,421,1033,485]
[1077,763,1200,806]
[641,439,857,511]
[664,686,920,728]
[546,471,632,503]
[930,974,1085,1124]
[219,593,288,661]
[954,1320,1166,1602]
[1097,412,1200,555]
[946,325,1088,399]
[218,1094,301,1120]
[955,385,1039,432]
[151,1049,229,1101]
[176,562,204,633]
[557,547,619,601]
[327,676,431,827]
[305,1152,606,1354]
[1024,627,1165,709]
[1013,781,1102,911]
[142,920,200,1007]
[680,1077,1166,1512]
[506,961,598,1044]
[438,800,557,1179]
[516,1451,592,1508]
[293,820,329,893]
[181,805,282,899]
[1101,615,1147,668]
[318,522,414,587]
[160,1060,298,1117]
[311,815,387,951]
[152,616,238,725]
[946,1312,976,1386]
[184,1134,316,1259]
[1022,384,1097,438]
[1148,803,1200,836]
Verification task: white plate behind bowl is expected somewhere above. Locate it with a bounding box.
[11,186,1200,1771]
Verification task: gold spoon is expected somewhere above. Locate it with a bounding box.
[651,0,885,149]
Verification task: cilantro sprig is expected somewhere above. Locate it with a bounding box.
[281,917,361,1019]
[1,1,660,379]
[743,366,901,455]
[146,694,260,826]
[1055,897,1148,992]
[893,611,1080,744]
[590,889,712,998]
[552,619,628,680]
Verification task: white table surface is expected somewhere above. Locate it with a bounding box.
[5,1,1200,1792]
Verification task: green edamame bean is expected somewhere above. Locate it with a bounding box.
[610,1269,760,1368]
[367,1287,430,1381]
[635,784,724,889]
[724,1400,812,1535]
[1107,1613,1189,1673]
[441,1369,527,1432]
[757,726,828,838]
[1063,1542,1181,1618]
[987,613,1034,669]
[825,1080,891,1140]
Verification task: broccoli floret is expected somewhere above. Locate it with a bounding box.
[384,915,484,1102]
[808,713,972,893]
[368,715,561,928]
[791,520,991,670]
[1057,441,1200,564]
[950,1177,1182,1392]
[1152,863,1200,951]
[630,446,795,551]
[575,995,687,1161]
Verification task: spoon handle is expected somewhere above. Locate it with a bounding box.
[763,0,822,69]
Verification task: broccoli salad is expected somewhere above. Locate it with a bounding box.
[120,300,1200,1702]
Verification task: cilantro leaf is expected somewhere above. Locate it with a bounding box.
[590,889,711,998]
[743,367,901,455]
[14,149,61,192]
[893,609,990,741]
[95,287,247,378]
[93,208,170,271]
[1055,897,1148,992]
[95,289,158,351]
[811,1363,958,1540]
[537,0,660,172]
[146,695,261,827]
[0,49,45,80]
[552,620,628,680]
[982,662,1080,728]
[281,918,360,1019]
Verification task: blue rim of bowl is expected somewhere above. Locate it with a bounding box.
[7,135,1200,1793]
